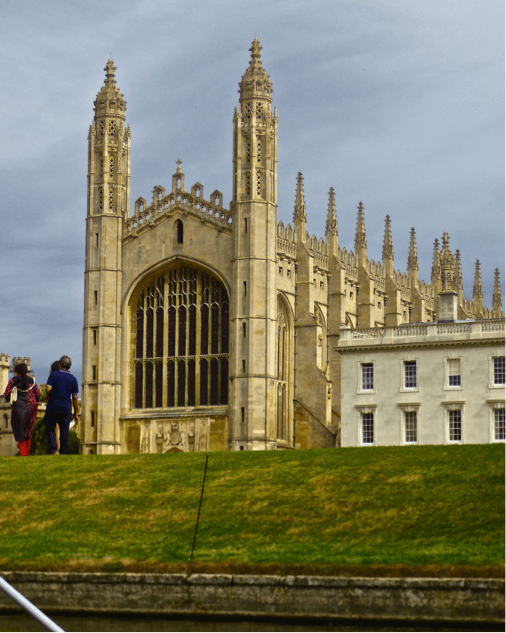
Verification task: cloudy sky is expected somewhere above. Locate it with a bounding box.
[0,0,504,387]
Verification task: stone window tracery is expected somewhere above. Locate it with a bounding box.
[134,264,229,410]
[256,138,262,163]
[244,135,252,162]
[244,103,252,120]
[108,120,116,136]
[245,171,251,196]
[109,157,114,178]
[255,102,263,119]
[256,172,262,197]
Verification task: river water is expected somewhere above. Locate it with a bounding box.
[0,613,499,632]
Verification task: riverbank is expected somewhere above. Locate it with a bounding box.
[0,572,503,626]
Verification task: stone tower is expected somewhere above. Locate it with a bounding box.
[82,60,130,455]
[229,39,279,450]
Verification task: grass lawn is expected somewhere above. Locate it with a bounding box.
[0,444,503,577]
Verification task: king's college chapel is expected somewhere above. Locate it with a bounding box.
[81,40,504,455]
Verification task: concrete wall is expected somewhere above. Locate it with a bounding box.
[0,572,503,625]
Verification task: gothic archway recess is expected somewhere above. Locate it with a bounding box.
[277,295,292,442]
[133,264,229,409]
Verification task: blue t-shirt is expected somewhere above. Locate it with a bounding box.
[46,370,79,415]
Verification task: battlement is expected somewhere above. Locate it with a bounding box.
[124,170,232,238]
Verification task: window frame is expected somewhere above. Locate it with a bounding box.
[357,360,376,394]
[355,405,377,446]
[442,402,465,444]
[490,356,505,388]
[444,356,463,391]
[398,403,421,445]
[487,399,506,442]
[400,358,419,392]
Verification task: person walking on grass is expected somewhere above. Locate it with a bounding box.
[44,355,79,455]
[3,363,41,456]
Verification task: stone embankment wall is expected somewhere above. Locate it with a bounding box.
[0,572,503,625]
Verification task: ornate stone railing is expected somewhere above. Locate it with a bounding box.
[352,328,385,339]
[482,320,505,332]
[312,250,329,271]
[436,323,472,335]
[345,264,358,279]
[277,237,297,260]
[124,194,232,236]
[394,325,428,337]
[340,318,505,345]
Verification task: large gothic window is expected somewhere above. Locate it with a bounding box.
[134,264,229,409]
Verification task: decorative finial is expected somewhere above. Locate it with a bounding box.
[250,38,262,58]
[293,172,307,223]
[431,238,441,280]
[454,249,463,289]
[492,268,503,315]
[473,259,483,299]
[407,227,418,271]
[176,159,182,173]
[325,187,338,236]
[440,232,455,291]
[354,202,367,250]
[382,215,394,260]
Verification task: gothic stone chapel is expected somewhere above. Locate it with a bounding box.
[81,40,502,455]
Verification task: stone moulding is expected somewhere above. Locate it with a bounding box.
[0,572,503,624]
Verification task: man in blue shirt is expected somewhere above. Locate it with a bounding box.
[45,355,79,455]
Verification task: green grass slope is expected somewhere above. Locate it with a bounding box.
[0,445,503,577]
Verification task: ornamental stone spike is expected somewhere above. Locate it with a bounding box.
[293,172,307,223]
[431,238,441,280]
[354,201,367,250]
[94,59,126,118]
[325,187,338,237]
[407,227,418,271]
[239,38,272,100]
[382,215,394,261]
[454,249,463,290]
[492,268,503,316]
[473,259,483,300]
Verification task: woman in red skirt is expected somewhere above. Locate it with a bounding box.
[4,363,41,456]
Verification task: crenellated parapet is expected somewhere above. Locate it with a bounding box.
[124,163,232,239]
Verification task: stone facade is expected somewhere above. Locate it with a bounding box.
[81,41,503,455]
[339,319,505,446]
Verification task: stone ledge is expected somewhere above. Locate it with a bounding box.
[0,572,503,624]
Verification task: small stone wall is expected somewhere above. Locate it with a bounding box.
[0,572,503,624]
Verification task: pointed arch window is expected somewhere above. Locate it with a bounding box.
[134,264,229,409]
[175,220,184,244]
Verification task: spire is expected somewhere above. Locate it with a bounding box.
[407,227,418,271]
[293,172,307,223]
[454,249,463,290]
[431,238,441,280]
[94,59,126,119]
[239,39,273,101]
[440,231,455,291]
[354,202,367,251]
[473,259,483,300]
[492,268,503,316]
[325,187,337,236]
[382,215,394,261]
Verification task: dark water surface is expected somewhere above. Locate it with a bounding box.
[0,613,500,632]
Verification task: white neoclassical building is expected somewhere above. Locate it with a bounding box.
[338,318,505,447]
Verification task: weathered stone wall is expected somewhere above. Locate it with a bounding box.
[1,572,502,624]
